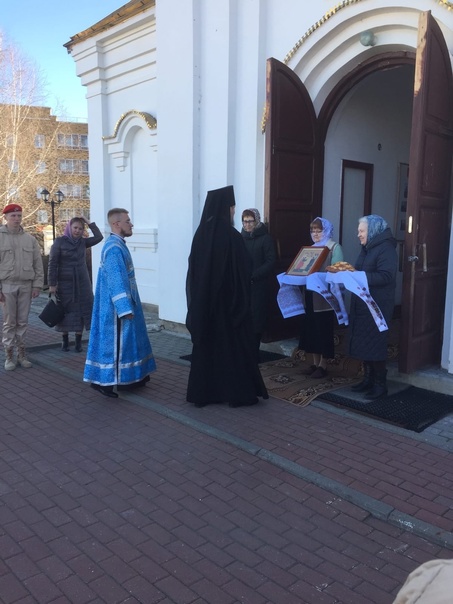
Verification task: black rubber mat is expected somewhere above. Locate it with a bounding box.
[321,386,453,432]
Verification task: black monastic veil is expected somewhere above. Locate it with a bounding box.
[186,185,268,407]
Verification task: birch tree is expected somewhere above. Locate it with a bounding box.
[0,30,88,238]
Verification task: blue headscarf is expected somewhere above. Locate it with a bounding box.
[311,217,334,247]
[359,215,388,244]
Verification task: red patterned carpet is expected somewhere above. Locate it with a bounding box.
[260,350,362,407]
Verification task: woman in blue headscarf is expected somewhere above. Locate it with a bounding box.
[298,217,343,378]
[349,214,397,399]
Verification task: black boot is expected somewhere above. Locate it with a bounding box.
[365,363,388,400]
[61,334,70,352]
[75,334,83,352]
[351,361,374,392]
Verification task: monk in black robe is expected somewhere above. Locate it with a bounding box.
[186,185,268,408]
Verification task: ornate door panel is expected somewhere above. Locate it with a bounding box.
[263,58,322,341]
[400,11,453,372]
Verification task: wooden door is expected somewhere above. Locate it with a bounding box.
[263,58,322,341]
[400,11,453,372]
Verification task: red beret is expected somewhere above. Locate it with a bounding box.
[3,204,22,215]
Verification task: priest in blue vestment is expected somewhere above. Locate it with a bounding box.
[84,208,156,398]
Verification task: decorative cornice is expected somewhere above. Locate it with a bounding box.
[437,0,453,10]
[64,0,155,52]
[103,110,157,140]
[262,0,451,132]
[262,0,366,132]
[283,0,365,66]
[283,0,451,66]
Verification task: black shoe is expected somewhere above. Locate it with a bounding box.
[311,367,327,379]
[351,380,373,392]
[75,335,83,352]
[61,335,70,352]
[364,385,388,400]
[90,383,118,398]
[303,364,318,376]
[117,376,150,391]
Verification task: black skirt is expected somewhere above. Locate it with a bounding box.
[298,290,335,358]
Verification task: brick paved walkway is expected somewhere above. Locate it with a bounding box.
[0,295,452,603]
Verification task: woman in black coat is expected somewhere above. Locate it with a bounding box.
[241,208,276,358]
[48,216,103,352]
[349,215,397,399]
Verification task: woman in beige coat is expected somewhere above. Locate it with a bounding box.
[392,559,453,603]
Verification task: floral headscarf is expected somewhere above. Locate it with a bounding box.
[359,215,388,244]
[310,217,334,247]
[244,208,262,229]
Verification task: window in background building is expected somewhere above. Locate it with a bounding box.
[59,208,75,221]
[37,210,48,224]
[59,159,74,173]
[57,133,89,149]
[6,134,14,147]
[36,161,46,174]
[59,159,70,173]
[58,208,89,221]
[8,159,18,173]
[60,184,82,198]
[35,134,45,148]
[59,159,88,173]
[7,187,19,200]
[36,186,46,199]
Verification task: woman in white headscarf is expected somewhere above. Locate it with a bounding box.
[299,217,343,378]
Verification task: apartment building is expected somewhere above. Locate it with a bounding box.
[0,105,90,243]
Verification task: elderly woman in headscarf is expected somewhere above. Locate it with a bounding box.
[241,208,276,359]
[349,214,397,399]
[299,217,344,378]
[48,215,103,352]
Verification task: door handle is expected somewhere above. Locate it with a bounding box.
[422,243,428,272]
[408,245,428,270]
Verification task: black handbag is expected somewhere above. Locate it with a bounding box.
[38,294,65,327]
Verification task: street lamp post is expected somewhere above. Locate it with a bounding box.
[40,189,65,240]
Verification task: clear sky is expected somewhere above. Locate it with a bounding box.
[0,1,124,120]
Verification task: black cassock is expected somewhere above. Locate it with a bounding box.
[186,186,268,407]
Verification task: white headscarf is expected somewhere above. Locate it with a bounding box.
[311,217,334,247]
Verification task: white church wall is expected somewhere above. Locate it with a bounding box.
[69,9,158,295]
[69,0,453,371]
[155,0,199,324]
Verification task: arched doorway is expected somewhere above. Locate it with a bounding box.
[264,11,453,374]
